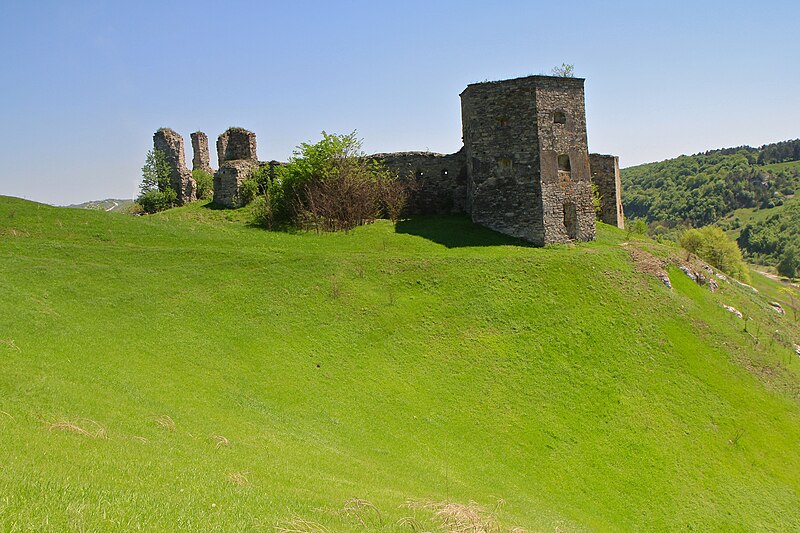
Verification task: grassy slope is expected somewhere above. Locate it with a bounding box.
[1,196,800,531]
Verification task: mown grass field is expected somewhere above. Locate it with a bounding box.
[1,196,800,531]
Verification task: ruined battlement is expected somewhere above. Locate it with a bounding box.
[153,128,196,205]
[152,74,622,243]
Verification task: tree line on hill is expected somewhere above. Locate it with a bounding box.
[622,139,800,227]
[621,139,800,277]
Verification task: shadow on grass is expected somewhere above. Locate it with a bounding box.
[395,215,528,248]
[200,201,228,211]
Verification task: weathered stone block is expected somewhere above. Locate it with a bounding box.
[190,131,214,176]
[590,154,625,229]
[213,160,258,208]
[153,128,196,205]
[213,128,259,208]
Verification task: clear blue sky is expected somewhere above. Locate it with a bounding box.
[1,0,798,205]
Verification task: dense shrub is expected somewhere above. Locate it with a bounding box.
[239,177,259,206]
[679,226,751,282]
[192,170,213,200]
[137,188,177,214]
[263,131,410,232]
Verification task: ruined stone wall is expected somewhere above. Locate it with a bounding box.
[190,131,214,176]
[213,127,259,208]
[153,128,196,205]
[533,78,596,244]
[372,150,467,215]
[589,154,625,229]
[461,77,545,244]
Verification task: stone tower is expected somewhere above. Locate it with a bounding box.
[460,75,596,245]
[190,131,214,176]
[213,127,259,208]
[153,128,196,205]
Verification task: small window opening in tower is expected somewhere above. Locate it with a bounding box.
[441,169,449,177]
[417,169,424,178]
[554,111,567,124]
[558,154,571,172]
[498,116,509,127]
[500,158,512,169]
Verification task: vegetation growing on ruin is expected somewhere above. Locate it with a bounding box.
[1,195,800,530]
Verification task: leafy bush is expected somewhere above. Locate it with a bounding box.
[192,170,213,200]
[270,131,409,232]
[626,218,649,237]
[239,178,259,206]
[137,188,177,214]
[679,226,751,282]
[250,195,273,228]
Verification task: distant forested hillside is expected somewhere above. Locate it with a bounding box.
[621,139,800,227]
[737,196,800,268]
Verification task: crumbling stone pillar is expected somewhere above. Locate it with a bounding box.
[190,131,214,176]
[153,128,196,205]
[213,127,259,208]
[589,154,625,229]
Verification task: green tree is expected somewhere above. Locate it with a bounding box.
[140,149,171,194]
[777,247,799,279]
[136,149,177,213]
[680,226,751,282]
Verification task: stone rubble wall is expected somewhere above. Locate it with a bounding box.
[213,128,259,208]
[534,78,596,244]
[589,153,625,229]
[153,128,196,205]
[212,159,259,208]
[190,131,214,176]
[371,150,467,215]
[460,75,600,245]
[460,77,547,244]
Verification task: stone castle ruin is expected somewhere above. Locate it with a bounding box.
[154,74,623,245]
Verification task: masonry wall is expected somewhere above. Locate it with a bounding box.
[589,154,625,229]
[460,78,545,243]
[213,127,259,208]
[372,150,467,214]
[153,128,196,205]
[534,78,596,244]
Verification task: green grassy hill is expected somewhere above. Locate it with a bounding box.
[2,196,800,531]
